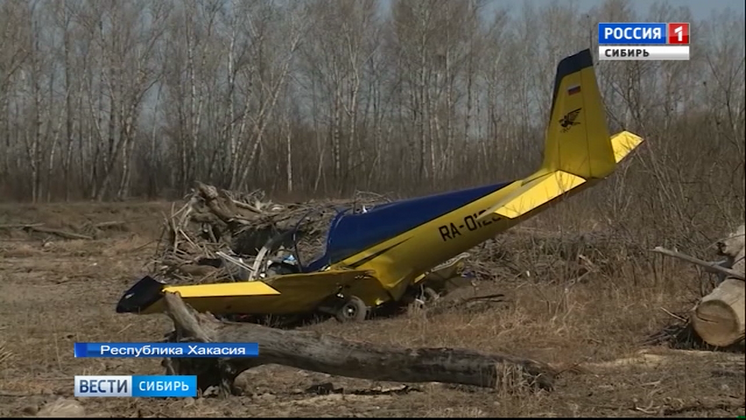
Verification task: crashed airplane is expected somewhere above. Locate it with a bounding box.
[116,48,644,324]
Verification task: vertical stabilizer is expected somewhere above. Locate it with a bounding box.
[541,49,616,180]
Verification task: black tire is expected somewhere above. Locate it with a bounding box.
[334,296,368,323]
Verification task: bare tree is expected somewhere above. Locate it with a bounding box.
[231,0,308,192]
[299,0,381,193]
[0,0,31,192]
[0,0,741,249]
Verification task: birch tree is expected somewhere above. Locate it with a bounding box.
[0,0,741,221]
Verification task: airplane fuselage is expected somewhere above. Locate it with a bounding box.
[331,175,602,307]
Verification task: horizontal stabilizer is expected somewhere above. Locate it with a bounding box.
[476,171,586,220]
[610,131,644,163]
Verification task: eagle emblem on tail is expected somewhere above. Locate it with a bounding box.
[559,108,582,132]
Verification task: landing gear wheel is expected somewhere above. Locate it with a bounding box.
[335,296,368,323]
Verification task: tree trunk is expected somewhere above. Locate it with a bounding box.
[691,279,745,347]
[159,292,556,397]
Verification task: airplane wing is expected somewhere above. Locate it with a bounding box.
[117,269,378,316]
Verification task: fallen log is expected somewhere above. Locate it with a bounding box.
[690,278,745,347]
[0,223,93,240]
[650,247,744,281]
[24,225,93,240]
[159,292,556,397]
[92,221,128,230]
[0,223,44,229]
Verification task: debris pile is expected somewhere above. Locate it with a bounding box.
[150,182,392,284]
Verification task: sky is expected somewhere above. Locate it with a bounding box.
[494,0,745,19]
[572,0,745,18]
[377,0,745,26]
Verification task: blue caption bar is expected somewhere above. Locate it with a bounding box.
[74,342,259,358]
[74,375,197,397]
[598,23,667,45]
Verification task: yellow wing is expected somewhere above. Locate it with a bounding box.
[129,269,378,316]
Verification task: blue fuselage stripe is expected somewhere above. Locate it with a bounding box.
[305,181,513,271]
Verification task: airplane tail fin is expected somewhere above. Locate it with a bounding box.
[541,48,621,179]
[477,49,643,222]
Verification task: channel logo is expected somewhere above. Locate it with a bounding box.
[74,375,197,398]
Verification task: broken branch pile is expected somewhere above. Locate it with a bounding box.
[151,182,392,283]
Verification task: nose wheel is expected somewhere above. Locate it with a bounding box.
[334,296,368,323]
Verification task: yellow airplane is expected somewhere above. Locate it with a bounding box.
[116,48,644,323]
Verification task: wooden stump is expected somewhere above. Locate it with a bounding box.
[691,223,745,347]
[691,279,745,347]
[159,292,557,397]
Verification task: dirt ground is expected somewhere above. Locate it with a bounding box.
[0,202,743,418]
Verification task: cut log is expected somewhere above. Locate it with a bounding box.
[653,224,745,348]
[691,278,745,347]
[159,292,556,397]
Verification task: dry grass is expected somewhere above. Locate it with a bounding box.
[0,201,743,417]
[0,340,13,368]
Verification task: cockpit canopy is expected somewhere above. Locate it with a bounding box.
[297,181,512,272]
